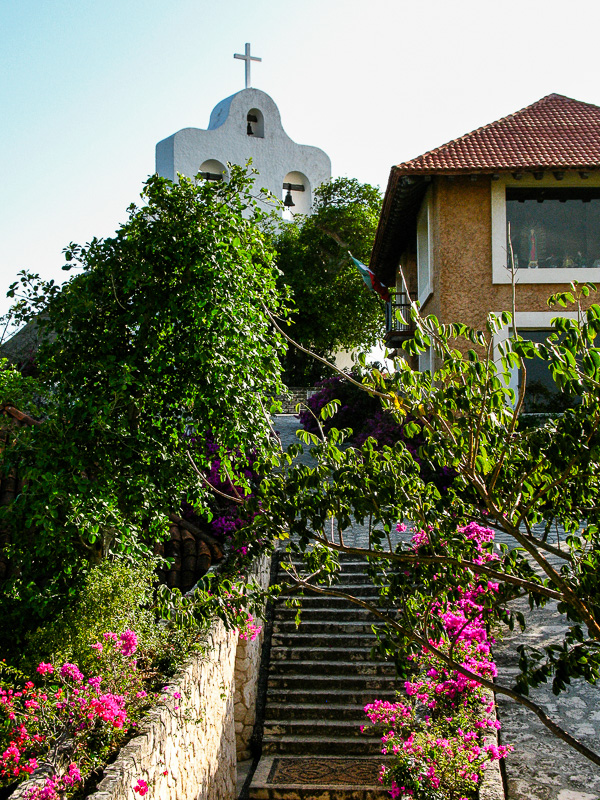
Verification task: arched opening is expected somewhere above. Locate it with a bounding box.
[199,159,228,182]
[282,171,311,219]
[246,108,264,138]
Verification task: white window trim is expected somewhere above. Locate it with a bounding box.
[491,174,600,284]
[493,310,579,399]
[418,346,433,374]
[416,192,433,307]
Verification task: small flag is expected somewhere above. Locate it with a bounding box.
[349,253,390,302]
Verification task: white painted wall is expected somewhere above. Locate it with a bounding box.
[156,88,331,216]
[416,191,433,307]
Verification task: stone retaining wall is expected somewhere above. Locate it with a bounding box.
[9,622,238,800]
[234,554,270,760]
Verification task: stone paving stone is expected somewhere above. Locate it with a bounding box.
[272,415,600,799]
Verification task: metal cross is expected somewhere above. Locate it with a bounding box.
[234,43,262,89]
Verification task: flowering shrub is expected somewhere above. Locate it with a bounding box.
[299,375,455,492]
[239,614,262,642]
[133,777,149,795]
[183,436,264,563]
[299,374,381,438]
[0,630,154,797]
[22,763,82,800]
[364,523,512,800]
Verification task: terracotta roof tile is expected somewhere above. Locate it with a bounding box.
[396,94,600,173]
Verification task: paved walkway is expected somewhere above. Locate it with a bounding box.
[272,416,600,798]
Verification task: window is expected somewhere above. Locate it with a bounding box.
[492,312,580,411]
[507,188,600,271]
[246,108,264,138]
[281,171,311,219]
[199,159,228,182]
[416,196,432,305]
[517,330,579,413]
[491,178,600,284]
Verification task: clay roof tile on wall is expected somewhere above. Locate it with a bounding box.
[395,94,600,173]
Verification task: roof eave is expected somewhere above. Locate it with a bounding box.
[370,168,428,286]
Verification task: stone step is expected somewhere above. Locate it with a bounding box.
[263,718,374,739]
[261,735,383,756]
[270,632,377,648]
[284,559,378,572]
[265,702,369,721]
[267,674,398,692]
[279,584,385,598]
[266,687,397,707]
[272,620,379,636]
[279,574,375,587]
[275,595,382,615]
[249,783,388,800]
[269,646,376,662]
[268,660,395,677]
[249,755,390,800]
[275,608,383,623]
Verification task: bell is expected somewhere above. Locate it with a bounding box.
[247,121,254,135]
[284,188,295,208]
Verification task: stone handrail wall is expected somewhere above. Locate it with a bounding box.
[234,554,270,760]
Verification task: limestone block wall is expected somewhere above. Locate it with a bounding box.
[9,622,239,800]
[234,554,271,759]
[91,621,238,800]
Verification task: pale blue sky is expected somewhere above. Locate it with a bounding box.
[2,0,600,316]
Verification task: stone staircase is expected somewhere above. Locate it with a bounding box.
[249,555,395,799]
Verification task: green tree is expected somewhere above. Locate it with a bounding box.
[274,177,384,385]
[256,283,600,766]
[0,166,287,642]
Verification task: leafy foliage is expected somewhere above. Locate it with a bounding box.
[274,177,384,385]
[0,166,288,645]
[298,373,383,437]
[21,559,183,677]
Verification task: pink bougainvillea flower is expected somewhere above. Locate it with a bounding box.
[59,663,84,683]
[118,629,138,657]
[133,778,149,795]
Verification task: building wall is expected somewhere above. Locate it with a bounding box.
[430,176,594,331]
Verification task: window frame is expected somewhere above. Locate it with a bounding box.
[491,174,600,284]
[493,311,579,400]
[416,191,433,306]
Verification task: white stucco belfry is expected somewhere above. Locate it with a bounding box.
[155,88,331,216]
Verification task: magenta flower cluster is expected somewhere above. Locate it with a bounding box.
[0,629,150,799]
[23,763,82,800]
[183,437,261,561]
[238,614,262,642]
[363,522,512,800]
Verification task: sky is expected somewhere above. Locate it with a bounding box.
[2,0,600,318]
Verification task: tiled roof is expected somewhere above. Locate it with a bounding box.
[395,94,600,173]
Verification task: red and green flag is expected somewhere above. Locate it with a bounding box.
[349,253,390,302]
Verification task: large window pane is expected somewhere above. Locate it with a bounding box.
[519,329,577,413]
[506,188,600,270]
